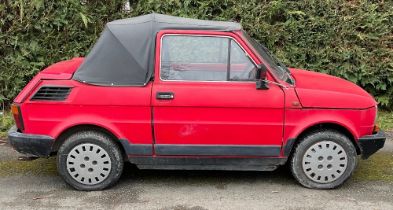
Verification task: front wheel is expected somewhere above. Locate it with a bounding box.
[57,131,124,191]
[290,130,357,189]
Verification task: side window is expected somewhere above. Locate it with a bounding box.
[229,40,257,81]
[160,35,256,81]
[161,35,228,81]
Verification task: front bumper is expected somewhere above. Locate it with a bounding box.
[8,126,54,157]
[358,130,386,159]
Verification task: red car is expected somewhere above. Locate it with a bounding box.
[8,14,385,191]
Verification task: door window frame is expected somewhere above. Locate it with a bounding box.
[155,30,262,83]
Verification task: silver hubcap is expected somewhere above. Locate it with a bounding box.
[302,141,348,184]
[66,143,111,185]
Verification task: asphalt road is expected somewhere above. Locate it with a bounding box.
[0,137,392,210]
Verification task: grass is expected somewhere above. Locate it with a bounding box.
[0,158,57,177]
[0,111,13,139]
[378,111,393,132]
[353,152,393,183]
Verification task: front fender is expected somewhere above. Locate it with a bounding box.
[283,108,372,145]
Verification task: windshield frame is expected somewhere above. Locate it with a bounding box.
[240,30,294,85]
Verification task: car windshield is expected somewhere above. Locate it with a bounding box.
[242,31,293,84]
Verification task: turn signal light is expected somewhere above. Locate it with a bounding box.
[11,104,24,131]
[373,124,380,134]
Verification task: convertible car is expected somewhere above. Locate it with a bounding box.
[8,13,385,191]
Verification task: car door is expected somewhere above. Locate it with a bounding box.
[152,31,285,156]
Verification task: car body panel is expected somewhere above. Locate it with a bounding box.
[283,106,376,142]
[291,68,376,109]
[20,79,153,147]
[152,81,285,145]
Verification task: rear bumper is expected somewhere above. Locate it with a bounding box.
[358,130,386,159]
[8,126,54,157]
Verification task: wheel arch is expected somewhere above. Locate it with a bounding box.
[52,124,127,160]
[285,122,361,157]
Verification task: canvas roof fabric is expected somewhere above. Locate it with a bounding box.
[73,13,242,86]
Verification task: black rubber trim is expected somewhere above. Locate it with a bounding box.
[155,144,281,156]
[8,126,54,157]
[119,139,152,155]
[283,138,296,157]
[358,130,386,159]
[30,86,72,101]
[129,156,287,171]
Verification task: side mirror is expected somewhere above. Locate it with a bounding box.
[256,65,269,90]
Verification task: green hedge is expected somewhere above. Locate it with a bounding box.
[1,0,392,108]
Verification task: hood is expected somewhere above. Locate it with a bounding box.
[291,68,376,109]
[40,57,84,80]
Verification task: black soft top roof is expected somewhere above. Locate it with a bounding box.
[73,13,242,86]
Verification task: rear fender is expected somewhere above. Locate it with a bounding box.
[50,115,125,140]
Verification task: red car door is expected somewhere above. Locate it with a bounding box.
[152,31,285,156]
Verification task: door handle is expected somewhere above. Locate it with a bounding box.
[156,92,174,100]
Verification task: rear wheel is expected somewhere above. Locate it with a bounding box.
[290,130,357,189]
[57,131,124,191]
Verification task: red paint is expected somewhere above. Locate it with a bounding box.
[152,82,285,146]
[291,68,376,109]
[12,29,378,158]
[22,79,153,145]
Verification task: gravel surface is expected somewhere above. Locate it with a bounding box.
[0,137,392,210]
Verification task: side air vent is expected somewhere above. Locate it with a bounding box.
[31,86,72,101]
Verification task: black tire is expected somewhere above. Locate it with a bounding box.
[290,130,357,189]
[57,131,124,191]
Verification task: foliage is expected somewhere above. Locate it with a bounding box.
[0,111,13,138]
[378,111,393,131]
[0,0,125,107]
[1,0,392,108]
